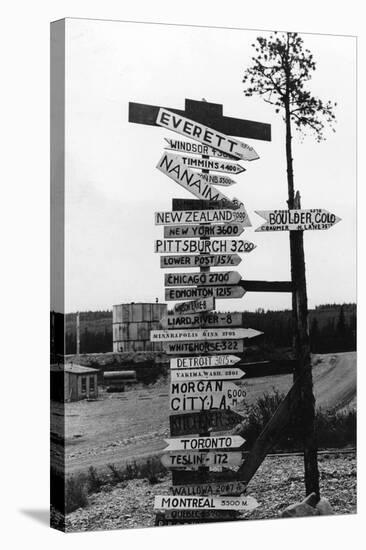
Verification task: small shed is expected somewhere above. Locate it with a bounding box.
[51,363,99,402]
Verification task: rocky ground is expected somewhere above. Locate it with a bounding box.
[61,451,356,533]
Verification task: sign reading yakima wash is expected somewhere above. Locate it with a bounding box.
[156,108,259,161]
[255,209,341,232]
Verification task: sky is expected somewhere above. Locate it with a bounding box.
[64,18,356,313]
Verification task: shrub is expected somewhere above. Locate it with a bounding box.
[65,474,89,513]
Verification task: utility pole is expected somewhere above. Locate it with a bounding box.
[76,311,80,355]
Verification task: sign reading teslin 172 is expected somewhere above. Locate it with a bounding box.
[149,103,264,524]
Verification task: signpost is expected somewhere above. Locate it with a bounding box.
[164,271,242,287]
[170,355,241,369]
[199,173,237,187]
[160,253,242,268]
[164,223,244,238]
[255,209,341,232]
[154,495,259,511]
[161,312,243,329]
[173,296,215,315]
[155,206,250,226]
[170,480,247,496]
[165,286,246,301]
[151,327,262,341]
[170,367,245,382]
[155,238,255,254]
[164,435,246,451]
[164,137,238,160]
[170,408,245,437]
[164,340,244,355]
[170,380,247,412]
[175,155,245,175]
[161,451,244,470]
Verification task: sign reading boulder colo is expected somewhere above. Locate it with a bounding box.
[255,208,341,232]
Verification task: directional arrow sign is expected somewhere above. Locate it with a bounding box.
[155,206,251,227]
[165,340,244,355]
[155,239,256,254]
[170,409,245,436]
[162,312,242,329]
[154,495,259,511]
[160,254,242,269]
[151,328,261,342]
[164,271,242,287]
[165,286,246,301]
[199,173,236,187]
[170,380,246,411]
[161,451,244,470]
[176,155,245,175]
[173,297,215,315]
[164,223,244,238]
[164,435,246,452]
[255,209,342,232]
[164,137,238,160]
[170,480,247,496]
[171,367,245,382]
[156,108,259,161]
[157,153,236,204]
[170,355,241,369]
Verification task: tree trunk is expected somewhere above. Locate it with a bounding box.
[285,88,320,498]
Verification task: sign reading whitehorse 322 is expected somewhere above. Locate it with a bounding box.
[165,286,246,301]
[155,238,255,254]
[151,328,261,342]
[255,209,341,232]
[170,355,241,369]
[164,223,244,238]
[160,254,242,268]
[155,206,250,226]
[164,435,245,451]
[156,108,259,161]
[164,271,242,287]
[154,495,259,511]
[165,340,244,355]
[170,367,245,382]
[164,138,238,160]
[157,153,235,203]
[162,312,242,329]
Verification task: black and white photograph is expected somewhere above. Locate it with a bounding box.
[48,16,357,534]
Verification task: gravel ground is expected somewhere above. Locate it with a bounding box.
[61,451,356,533]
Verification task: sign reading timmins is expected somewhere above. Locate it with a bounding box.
[154,239,256,254]
[156,108,259,161]
[160,253,242,268]
[174,155,245,175]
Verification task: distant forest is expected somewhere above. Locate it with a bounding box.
[65,303,356,355]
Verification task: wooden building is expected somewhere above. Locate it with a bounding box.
[51,363,99,402]
[113,302,167,352]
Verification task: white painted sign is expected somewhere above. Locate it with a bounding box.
[157,153,235,203]
[165,340,244,356]
[164,223,244,238]
[170,355,241,369]
[154,495,259,511]
[170,380,247,411]
[170,481,247,496]
[156,108,259,161]
[170,367,245,382]
[162,311,242,329]
[161,451,244,470]
[164,137,238,160]
[176,155,245,175]
[155,205,250,226]
[151,328,261,342]
[199,173,236,187]
[173,296,215,315]
[160,253,242,269]
[164,271,242,287]
[164,435,245,451]
[155,239,256,254]
[165,286,246,301]
[255,209,342,232]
